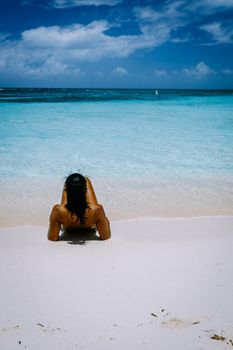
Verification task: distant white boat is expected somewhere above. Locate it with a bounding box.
[155,89,159,95]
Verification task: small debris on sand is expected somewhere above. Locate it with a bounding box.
[192,321,200,325]
[19,340,21,345]
[211,334,225,341]
[37,323,44,328]
[151,313,158,318]
[211,334,233,346]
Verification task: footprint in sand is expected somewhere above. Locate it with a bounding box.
[1,324,21,333]
[36,323,67,333]
[150,309,206,329]
[161,317,201,329]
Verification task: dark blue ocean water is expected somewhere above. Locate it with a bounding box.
[0,87,232,103]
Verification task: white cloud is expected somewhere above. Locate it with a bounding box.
[0,19,177,79]
[0,33,11,42]
[190,0,233,11]
[170,36,190,43]
[133,2,192,46]
[23,0,122,7]
[133,6,161,22]
[112,67,128,76]
[200,22,233,44]
[134,2,186,25]
[132,4,186,51]
[0,58,5,69]
[24,57,83,77]
[134,1,186,22]
[21,1,233,49]
[22,21,110,49]
[50,0,121,7]
[222,68,233,75]
[203,0,233,7]
[20,20,170,56]
[134,1,233,46]
[153,69,168,78]
[182,62,215,78]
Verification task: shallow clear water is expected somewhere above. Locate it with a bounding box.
[0,89,233,225]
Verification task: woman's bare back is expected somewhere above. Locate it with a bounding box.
[48,177,110,241]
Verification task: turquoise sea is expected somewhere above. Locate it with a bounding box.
[0,88,233,225]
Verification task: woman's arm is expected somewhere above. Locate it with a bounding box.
[47,205,61,241]
[85,177,98,206]
[95,204,111,240]
[86,178,110,239]
[61,184,67,205]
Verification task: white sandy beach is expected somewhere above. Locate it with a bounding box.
[0,216,233,350]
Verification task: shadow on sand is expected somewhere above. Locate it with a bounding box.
[60,227,99,245]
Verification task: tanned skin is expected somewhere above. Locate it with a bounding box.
[48,177,111,241]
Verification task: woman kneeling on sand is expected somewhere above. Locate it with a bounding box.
[48,173,111,241]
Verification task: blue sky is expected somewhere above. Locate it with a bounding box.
[0,0,233,88]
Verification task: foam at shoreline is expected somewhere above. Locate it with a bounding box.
[1,176,233,227]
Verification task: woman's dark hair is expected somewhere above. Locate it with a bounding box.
[65,173,89,226]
